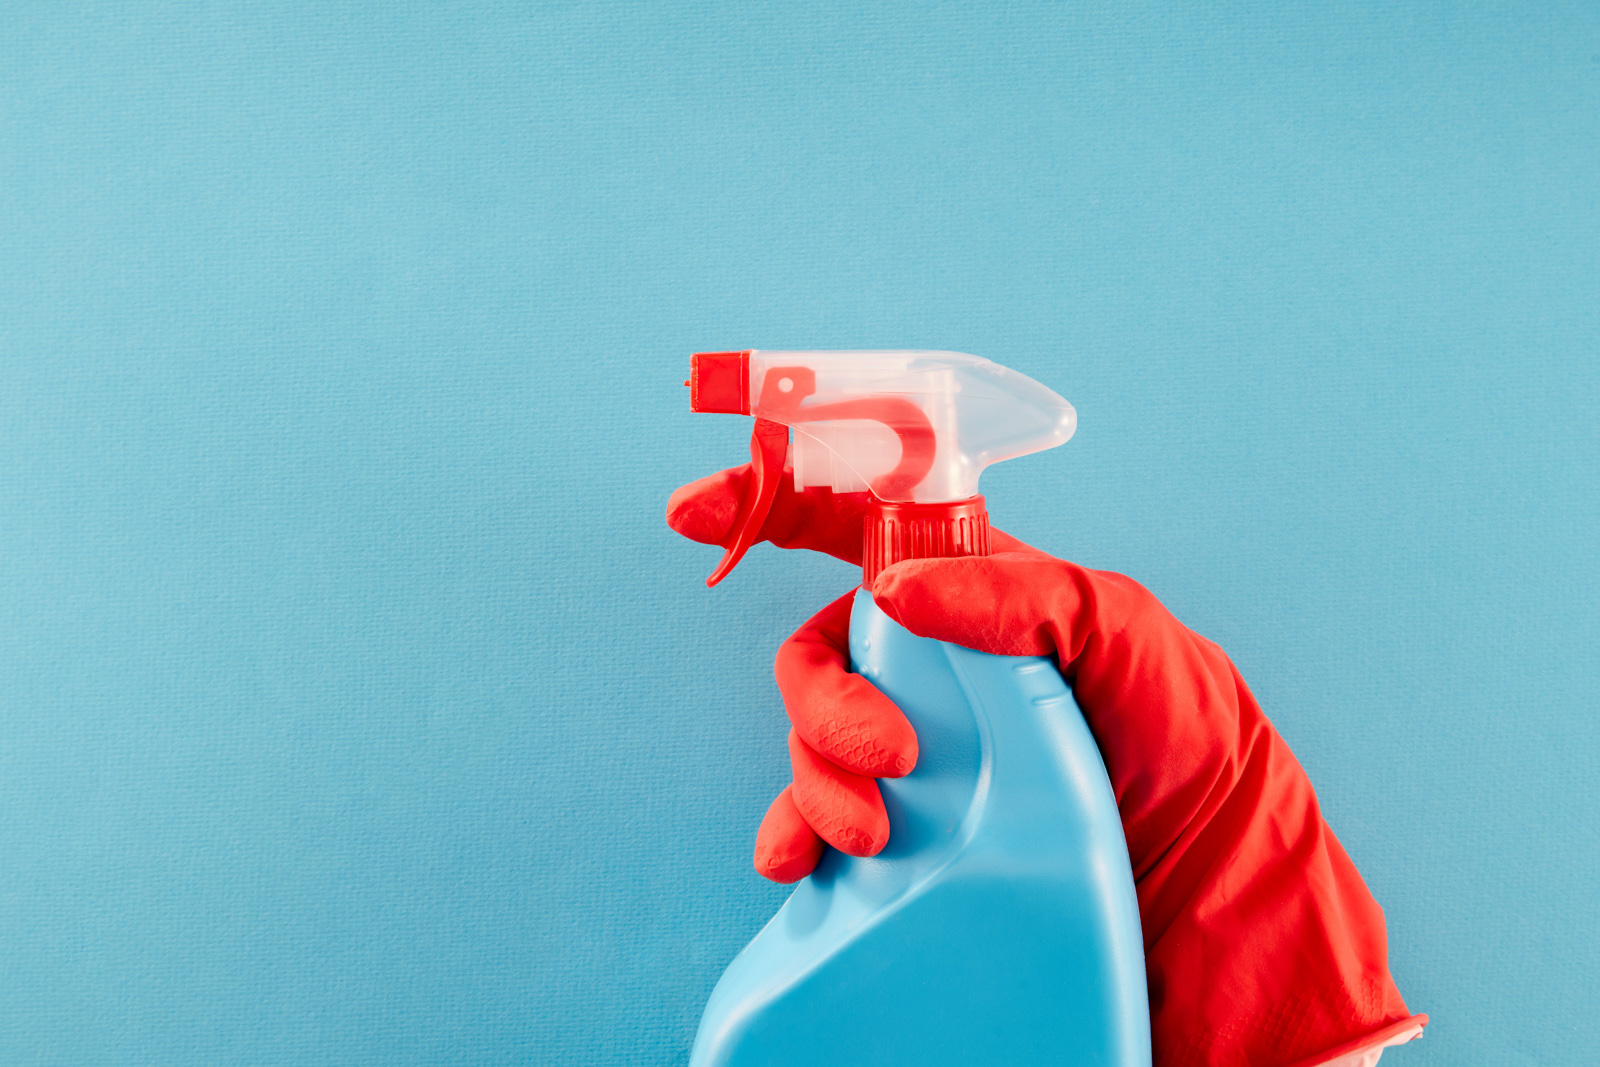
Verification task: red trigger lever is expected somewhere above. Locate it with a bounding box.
[702,365,816,587]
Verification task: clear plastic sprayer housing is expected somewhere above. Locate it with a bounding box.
[747,351,1076,503]
[686,349,1078,585]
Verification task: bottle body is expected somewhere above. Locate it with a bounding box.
[690,590,1151,1065]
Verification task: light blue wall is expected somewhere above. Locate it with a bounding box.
[2,3,1595,1063]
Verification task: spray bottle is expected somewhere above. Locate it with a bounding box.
[685,350,1151,1066]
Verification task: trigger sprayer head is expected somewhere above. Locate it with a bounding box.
[686,350,1075,586]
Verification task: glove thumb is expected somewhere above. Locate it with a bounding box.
[869,552,1085,662]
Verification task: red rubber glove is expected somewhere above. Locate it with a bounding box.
[667,464,1426,1067]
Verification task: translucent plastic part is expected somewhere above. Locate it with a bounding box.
[750,351,1077,503]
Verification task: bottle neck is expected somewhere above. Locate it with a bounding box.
[861,496,990,586]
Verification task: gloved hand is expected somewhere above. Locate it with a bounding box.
[667,464,1425,1067]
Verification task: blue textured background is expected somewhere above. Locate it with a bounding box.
[2,3,1596,1064]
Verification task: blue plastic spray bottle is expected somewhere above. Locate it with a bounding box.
[685,351,1151,1066]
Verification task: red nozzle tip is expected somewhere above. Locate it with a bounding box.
[689,351,750,414]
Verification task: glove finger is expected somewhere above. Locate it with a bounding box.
[665,463,1046,565]
[787,728,890,857]
[869,552,1076,659]
[775,592,917,778]
[752,786,826,883]
[665,464,869,565]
